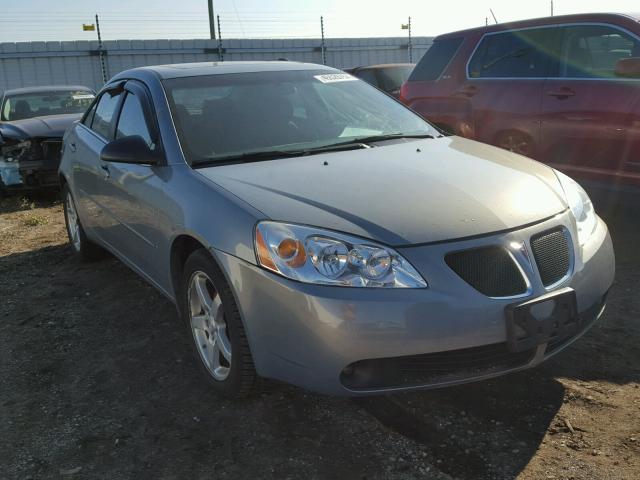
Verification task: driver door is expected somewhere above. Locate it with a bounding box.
[96,81,165,281]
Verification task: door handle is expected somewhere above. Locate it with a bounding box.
[69,142,77,153]
[547,88,575,99]
[455,85,478,97]
[100,164,110,178]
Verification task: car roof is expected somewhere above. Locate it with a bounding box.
[114,61,338,82]
[352,63,415,70]
[2,85,94,96]
[436,12,640,39]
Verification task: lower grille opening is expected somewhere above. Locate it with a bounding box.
[341,343,536,390]
[445,246,527,297]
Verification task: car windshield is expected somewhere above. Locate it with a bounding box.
[163,69,436,165]
[1,90,95,121]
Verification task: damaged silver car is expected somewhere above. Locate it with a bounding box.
[0,86,95,195]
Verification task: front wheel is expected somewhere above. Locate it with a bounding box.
[179,249,258,398]
[62,184,104,261]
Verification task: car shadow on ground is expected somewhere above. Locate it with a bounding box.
[1,206,638,479]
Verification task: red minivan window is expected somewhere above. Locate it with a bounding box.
[468,28,554,78]
[409,37,464,81]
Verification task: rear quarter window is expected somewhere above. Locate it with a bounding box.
[409,37,464,81]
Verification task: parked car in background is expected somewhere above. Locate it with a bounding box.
[345,63,414,98]
[400,13,640,197]
[0,85,95,195]
[60,61,614,398]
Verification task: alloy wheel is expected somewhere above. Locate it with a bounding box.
[188,271,232,381]
[66,192,81,252]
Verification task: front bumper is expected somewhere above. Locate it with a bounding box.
[0,140,62,192]
[215,210,615,396]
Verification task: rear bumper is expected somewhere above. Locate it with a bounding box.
[214,211,615,396]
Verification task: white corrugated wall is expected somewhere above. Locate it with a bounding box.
[0,36,432,91]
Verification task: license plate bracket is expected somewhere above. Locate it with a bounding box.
[505,287,580,353]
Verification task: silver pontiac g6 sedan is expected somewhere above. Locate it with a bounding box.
[59,62,615,397]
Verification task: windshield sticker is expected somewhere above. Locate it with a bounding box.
[71,94,95,100]
[314,73,357,83]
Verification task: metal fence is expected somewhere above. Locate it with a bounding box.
[0,37,433,91]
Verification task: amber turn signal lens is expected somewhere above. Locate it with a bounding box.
[255,228,278,272]
[277,238,306,268]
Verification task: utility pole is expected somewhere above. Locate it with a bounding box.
[320,16,326,65]
[408,16,412,63]
[95,14,107,84]
[208,0,216,40]
[217,15,223,61]
[551,0,554,16]
[401,18,412,62]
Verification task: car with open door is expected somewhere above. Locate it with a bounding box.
[60,62,614,398]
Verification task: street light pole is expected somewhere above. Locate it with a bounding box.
[208,0,216,40]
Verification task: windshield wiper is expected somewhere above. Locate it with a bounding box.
[327,133,436,147]
[191,133,437,168]
[192,142,368,167]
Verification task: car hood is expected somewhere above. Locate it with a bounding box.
[198,137,568,246]
[0,113,82,142]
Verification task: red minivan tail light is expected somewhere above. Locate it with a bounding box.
[399,82,409,105]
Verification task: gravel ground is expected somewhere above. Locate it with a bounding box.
[0,193,638,480]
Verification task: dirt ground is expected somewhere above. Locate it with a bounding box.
[0,193,638,480]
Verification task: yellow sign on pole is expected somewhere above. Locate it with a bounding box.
[83,24,96,31]
[401,24,409,30]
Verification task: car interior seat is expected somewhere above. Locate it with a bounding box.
[565,37,593,77]
[13,100,32,120]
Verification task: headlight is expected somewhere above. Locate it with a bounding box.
[0,140,33,162]
[555,170,597,246]
[255,221,427,288]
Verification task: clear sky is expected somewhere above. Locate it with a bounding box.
[0,0,639,42]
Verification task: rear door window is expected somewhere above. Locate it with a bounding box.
[91,91,122,140]
[410,37,463,81]
[468,28,554,78]
[557,24,640,78]
[82,102,97,128]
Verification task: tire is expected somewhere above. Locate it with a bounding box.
[178,249,258,398]
[62,184,104,261]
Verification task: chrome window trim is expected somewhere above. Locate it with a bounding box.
[465,21,640,81]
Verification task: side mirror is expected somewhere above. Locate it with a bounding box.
[100,135,162,165]
[615,57,640,78]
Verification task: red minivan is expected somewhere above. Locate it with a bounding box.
[400,13,640,196]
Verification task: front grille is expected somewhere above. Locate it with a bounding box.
[341,343,536,390]
[445,246,527,297]
[531,228,570,286]
[41,140,63,162]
